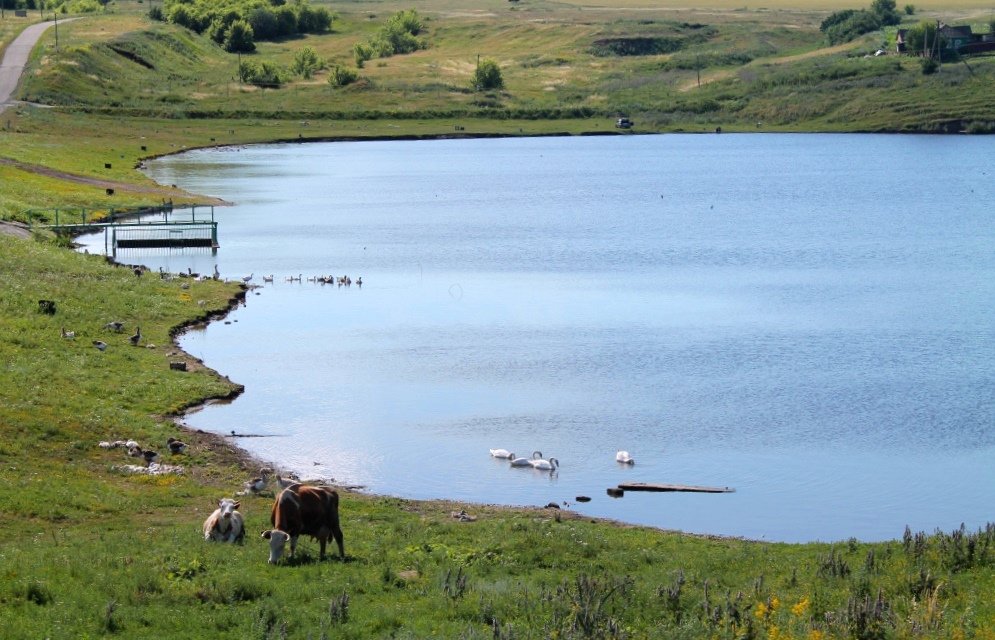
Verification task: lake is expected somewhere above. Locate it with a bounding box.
[78,133,995,543]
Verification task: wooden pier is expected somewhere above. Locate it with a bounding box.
[34,204,219,255]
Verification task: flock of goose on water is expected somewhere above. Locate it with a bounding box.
[244,273,362,287]
[489,448,636,472]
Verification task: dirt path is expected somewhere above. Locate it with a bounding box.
[0,19,77,112]
[678,41,863,92]
[0,156,226,202]
[0,219,32,238]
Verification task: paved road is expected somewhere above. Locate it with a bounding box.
[0,20,62,111]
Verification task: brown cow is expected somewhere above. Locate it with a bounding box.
[260,484,344,564]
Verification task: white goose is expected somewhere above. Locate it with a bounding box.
[510,451,542,467]
[616,450,635,465]
[489,448,514,459]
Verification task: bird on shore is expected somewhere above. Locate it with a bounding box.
[166,437,187,454]
[93,340,108,351]
[61,327,76,339]
[275,474,299,490]
[129,326,141,346]
[142,449,160,465]
[490,448,514,459]
[104,321,124,332]
[241,273,253,284]
[616,451,635,465]
[244,471,269,494]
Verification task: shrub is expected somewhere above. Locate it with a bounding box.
[291,46,323,79]
[904,4,915,15]
[824,11,882,45]
[355,9,426,61]
[161,0,331,42]
[328,65,358,87]
[148,5,164,21]
[238,60,283,87]
[473,58,504,91]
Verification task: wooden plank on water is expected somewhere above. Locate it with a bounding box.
[618,482,735,493]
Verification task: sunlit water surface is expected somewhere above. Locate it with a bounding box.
[78,134,995,542]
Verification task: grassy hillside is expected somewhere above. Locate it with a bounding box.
[2,231,995,637]
[0,1,991,220]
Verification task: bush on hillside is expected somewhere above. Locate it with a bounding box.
[238,60,284,87]
[473,58,504,91]
[328,65,358,87]
[820,0,900,45]
[291,46,324,79]
[355,9,427,62]
[162,0,333,45]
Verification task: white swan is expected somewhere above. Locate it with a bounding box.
[510,451,542,467]
[489,448,514,459]
[616,450,635,465]
[531,456,559,471]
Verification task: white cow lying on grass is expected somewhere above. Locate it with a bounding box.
[203,498,244,543]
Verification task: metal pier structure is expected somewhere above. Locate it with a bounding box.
[34,205,219,255]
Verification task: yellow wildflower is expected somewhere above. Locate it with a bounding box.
[754,602,769,620]
[770,596,780,611]
[792,597,810,616]
[807,631,824,640]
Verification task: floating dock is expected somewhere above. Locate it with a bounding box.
[617,482,735,494]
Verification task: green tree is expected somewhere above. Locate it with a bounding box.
[870,0,901,25]
[903,20,943,56]
[291,46,323,79]
[472,58,503,91]
[224,19,255,53]
[904,4,915,15]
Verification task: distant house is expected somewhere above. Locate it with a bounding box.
[939,24,976,50]
[897,22,995,55]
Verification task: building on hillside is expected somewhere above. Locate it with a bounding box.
[897,23,995,55]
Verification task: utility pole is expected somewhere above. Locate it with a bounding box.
[54,10,59,51]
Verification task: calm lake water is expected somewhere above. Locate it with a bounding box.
[80,134,995,542]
